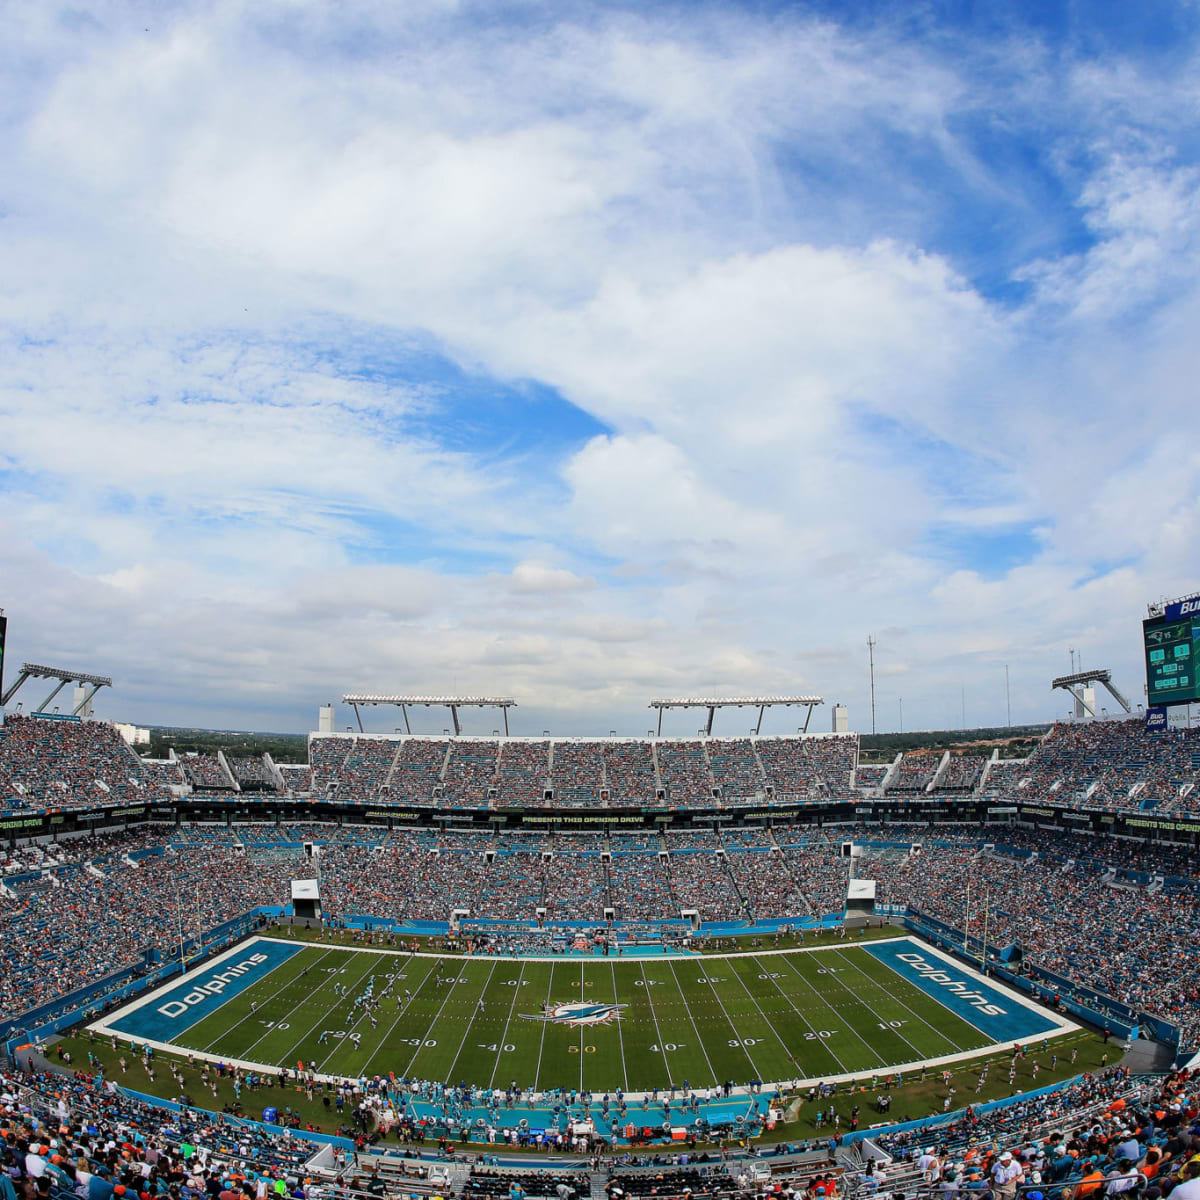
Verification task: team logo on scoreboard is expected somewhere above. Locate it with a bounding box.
[521,1001,626,1027]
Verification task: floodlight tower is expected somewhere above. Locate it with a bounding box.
[867,636,877,735]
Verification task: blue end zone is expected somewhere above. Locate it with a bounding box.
[863,939,1061,1043]
[107,939,304,1043]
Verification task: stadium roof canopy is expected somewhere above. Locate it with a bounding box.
[341,694,517,735]
[648,695,824,736]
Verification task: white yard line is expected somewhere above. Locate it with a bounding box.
[195,947,339,1053]
[88,938,313,1041]
[886,937,1079,1038]
[730,955,854,1076]
[638,961,674,1083]
[609,961,630,1094]
[360,955,441,1078]
[828,945,980,1056]
[447,961,497,1084]
[88,930,1081,1103]
[532,964,555,1092]
[488,960,526,1089]
[290,953,392,1071]
[236,931,909,963]
[666,959,719,1086]
[686,962,764,1082]
[579,962,586,1094]
[399,959,465,1077]
[206,950,352,1056]
[768,951,891,1069]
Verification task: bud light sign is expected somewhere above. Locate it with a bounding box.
[1165,597,1200,621]
[1145,705,1168,732]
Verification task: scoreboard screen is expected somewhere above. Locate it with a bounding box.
[1144,596,1200,707]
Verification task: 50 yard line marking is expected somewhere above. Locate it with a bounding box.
[579,962,586,1093]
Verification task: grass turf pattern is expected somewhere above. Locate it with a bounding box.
[100,936,1066,1093]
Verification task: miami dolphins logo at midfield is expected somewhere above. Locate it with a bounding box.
[521,1001,626,1027]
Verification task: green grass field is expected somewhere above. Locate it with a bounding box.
[93,935,1070,1095]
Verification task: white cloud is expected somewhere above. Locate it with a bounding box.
[1,1,1199,734]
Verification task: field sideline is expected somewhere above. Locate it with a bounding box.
[92,934,1078,1095]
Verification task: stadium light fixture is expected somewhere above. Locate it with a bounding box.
[0,662,114,714]
[341,693,517,735]
[1050,668,1132,715]
[648,695,824,736]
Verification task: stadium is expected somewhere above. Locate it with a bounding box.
[6,7,1200,1200]
[1,592,1199,1200]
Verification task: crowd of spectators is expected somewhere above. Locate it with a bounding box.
[608,850,674,921]
[936,753,986,792]
[179,756,233,791]
[754,737,856,800]
[4,809,1200,1046]
[982,759,1028,792]
[549,742,606,807]
[0,843,277,1017]
[541,852,610,920]
[387,740,447,805]
[854,833,1200,1046]
[0,1063,324,1193]
[138,760,185,789]
[227,756,280,792]
[277,765,311,795]
[497,742,550,806]
[666,852,745,921]
[997,720,1200,814]
[603,744,659,807]
[884,751,940,794]
[722,845,810,920]
[477,849,543,920]
[853,765,888,789]
[801,737,858,800]
[3,1018,1200,1200]
[863,1065,1200,1200]
[0,716,168,812]
[307,738,352,797]
[441,742,500,806]
[657,742,715,805]
[10,714,1200,818]
[327,739,397,804]
[708,741,767,801]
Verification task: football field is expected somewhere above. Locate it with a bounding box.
[94,935,1077,1093]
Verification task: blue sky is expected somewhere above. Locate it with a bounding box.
[1,0,1199,735]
